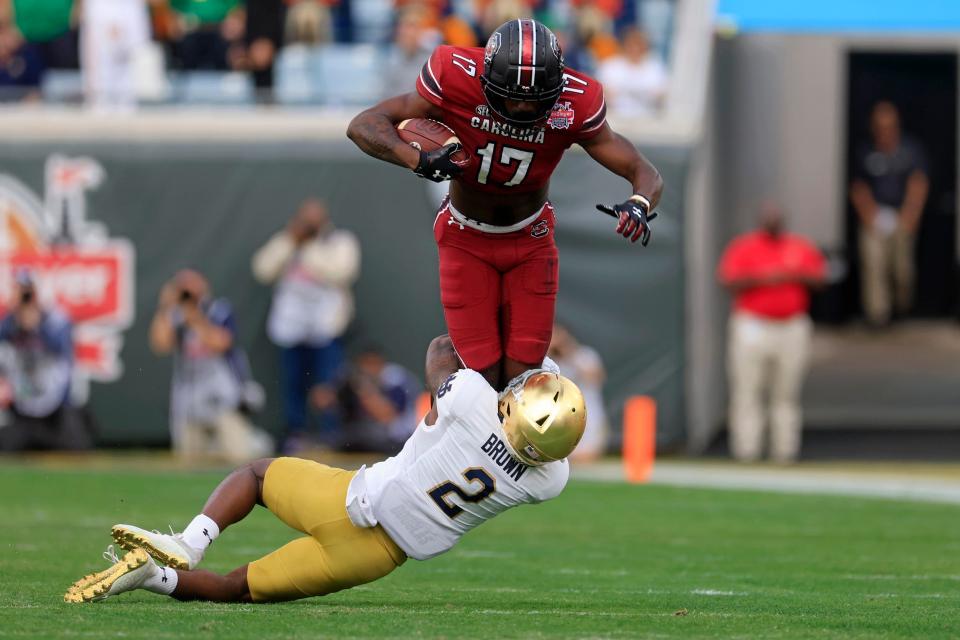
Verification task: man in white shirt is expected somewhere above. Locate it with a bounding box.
[597,26,667,117]
[65,335,586,603]
[252,198,360,453]
[81,0,151,111]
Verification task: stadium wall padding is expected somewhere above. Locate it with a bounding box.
[0,141,689,450]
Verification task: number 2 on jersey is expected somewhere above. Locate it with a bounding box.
[428,467,495,518]
[476,143,534,187]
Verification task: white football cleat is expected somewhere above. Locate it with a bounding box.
[112,523,203,570]
[64,546,154,603]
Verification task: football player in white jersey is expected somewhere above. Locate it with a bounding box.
[65,335,586,603]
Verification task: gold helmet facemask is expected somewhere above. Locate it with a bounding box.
[497,369,587,466]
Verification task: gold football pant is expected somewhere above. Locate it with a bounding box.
[246,457,406,602]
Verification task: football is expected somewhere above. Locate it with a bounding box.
[396,118,469,164]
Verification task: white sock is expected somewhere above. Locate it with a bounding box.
[182,514,220,551]
[142,563,178,596]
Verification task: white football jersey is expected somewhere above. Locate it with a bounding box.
[345,369,569,560]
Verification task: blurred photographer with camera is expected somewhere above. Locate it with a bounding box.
[0,270,91,452]
[150,269,272,463]
[252,198,360,453]
[310,345,421,455]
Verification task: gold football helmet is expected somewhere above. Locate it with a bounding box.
[498,369,586,466]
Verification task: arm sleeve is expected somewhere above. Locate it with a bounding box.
[416,47,446,107]
[577,80,608,141]
[299,231,361,286]
[251,232,296,284]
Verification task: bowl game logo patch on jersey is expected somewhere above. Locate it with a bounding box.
[547,102,575,130]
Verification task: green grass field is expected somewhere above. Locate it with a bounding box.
[1,464,958,639]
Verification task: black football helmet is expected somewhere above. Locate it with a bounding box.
[480,19,566,126]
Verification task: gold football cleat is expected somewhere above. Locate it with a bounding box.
[63,547,151,603]
[111,524,200,570]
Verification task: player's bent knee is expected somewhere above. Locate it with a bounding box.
[248,458,276,505]
[250,458,275,480]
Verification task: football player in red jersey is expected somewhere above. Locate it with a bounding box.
[347,19,663,388]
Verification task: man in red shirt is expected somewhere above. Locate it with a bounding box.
[717,202,826,462]
[347,19,663,389]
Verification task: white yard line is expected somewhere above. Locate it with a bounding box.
[572,461,960,505]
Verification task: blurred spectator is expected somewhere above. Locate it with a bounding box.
[394,0,445,27]
[548,324,608,463]
[477,0,533,36]
[718,202,826,463]
[382,9,436,98]
[551,26,592,79]
[850,101,930,327]
[80,0,150,111]
[312,346,421,454]
[563,0,619,65]
[149,269,272,463]
[597,25,666,116]
[285,0,335,45]
[243,0,284,97]
[252,198,360,454]
[0,271,91,452]
[0,19,42,100]
[9,0,79,70]
[571,0,622,20]
[166,0,245,70]
[438,12,476,47]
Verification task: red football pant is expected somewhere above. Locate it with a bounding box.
[433,201,559,372]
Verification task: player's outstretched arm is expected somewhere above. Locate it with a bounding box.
[580,123,664,208]
[423,334,461,425]
[581,123,664,244]
[347,92,440,170]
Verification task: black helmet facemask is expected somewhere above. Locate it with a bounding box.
[480,20,566,126]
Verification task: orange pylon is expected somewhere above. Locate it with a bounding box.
[623,396,656,483]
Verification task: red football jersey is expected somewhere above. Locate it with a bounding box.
[416,45,607,195]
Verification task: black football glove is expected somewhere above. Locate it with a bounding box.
[413,143,464,183]
[596,195,658,246]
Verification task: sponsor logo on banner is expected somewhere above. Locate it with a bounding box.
[0,154,134,392]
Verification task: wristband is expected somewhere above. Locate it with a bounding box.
[628,194,651,212]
